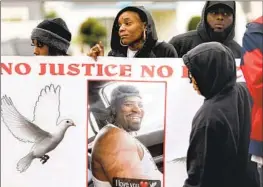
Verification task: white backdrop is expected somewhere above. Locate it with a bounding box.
[1,56,243,187]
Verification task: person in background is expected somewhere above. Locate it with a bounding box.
[88,6,178,60]
[169,1,241,58]
[182,42,259,187]
[241,16,263,187]
[30,18,72,165]
[31,18,72,56]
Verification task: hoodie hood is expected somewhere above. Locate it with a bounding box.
[196,1,236,43]
[110,6,158,57]
[183,42,237,99]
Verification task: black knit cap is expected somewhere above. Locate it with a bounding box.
[206,1,234,12]
[31,18,72,53]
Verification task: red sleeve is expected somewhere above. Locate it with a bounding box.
[241,49,263,106]
[241,17,263,106]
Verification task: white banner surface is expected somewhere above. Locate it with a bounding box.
[1,56,244,187]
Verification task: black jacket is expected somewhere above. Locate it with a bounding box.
[182,42,259,187]
[108,6,178,58]
[169,1,241,58]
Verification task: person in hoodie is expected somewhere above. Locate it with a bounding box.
[241,16,263,187]
[88,6,178,60]
[169,1,241,58]
[182,42,259,187]
[31,18,71,56]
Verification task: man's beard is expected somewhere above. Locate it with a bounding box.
[207,24,233,43]
[127,122,141,132]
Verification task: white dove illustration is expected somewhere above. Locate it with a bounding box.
[1,84,75,173]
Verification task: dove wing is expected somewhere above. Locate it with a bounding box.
[1,95,51,143]
[172,157,186,163]
[32,84,61,131]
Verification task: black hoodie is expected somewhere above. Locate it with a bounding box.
[182,42,259,187]
[108,6,178,58]
[169,1,241,58]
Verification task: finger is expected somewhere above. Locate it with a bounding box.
[87,51,95,57]
[97,42,104,56]
[96,44,102,52]
[90,52,98,61]
[91,46,99,53]
[88,47,100,56]
[98,41,104,49]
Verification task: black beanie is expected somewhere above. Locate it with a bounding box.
[206,1,234,12]
[31,18,72,53]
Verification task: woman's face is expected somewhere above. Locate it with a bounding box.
[31,39,49,56]
[118,11,145,46]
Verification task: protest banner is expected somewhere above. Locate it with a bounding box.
[1,56,244,187]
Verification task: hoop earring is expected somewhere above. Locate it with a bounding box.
[120,39,128,47]
[143,29,147,41]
